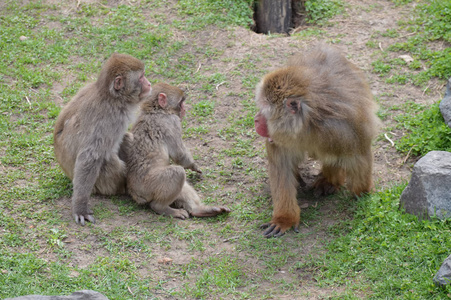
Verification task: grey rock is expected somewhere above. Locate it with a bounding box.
[439,77,451,128]
[400,151,451,220]
[434,254,451,286]
[5,290,109,300]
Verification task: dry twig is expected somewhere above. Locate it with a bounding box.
[384,133,395,147]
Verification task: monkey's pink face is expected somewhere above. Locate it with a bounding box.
[254,112,269,138]
[254,83,272,139]
[139,73,152,99]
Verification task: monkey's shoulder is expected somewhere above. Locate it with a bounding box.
[64,83,98,107]
[136,112,181,130]
[132,114,180,142]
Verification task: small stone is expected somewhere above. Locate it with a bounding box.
[4,290,109,300]
[19,36,28,41]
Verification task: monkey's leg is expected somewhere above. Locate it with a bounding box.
[53,137,75,181]
[172,183,231,217]
[347,151,374,196]
[147,166,190,220]
[313,163,346,197]
[93,155,126,195]
[261,142,301,238]
[93,131,132,195]
[72,150,103,225]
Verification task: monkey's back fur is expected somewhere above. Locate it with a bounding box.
[53,53,150,225]
[258,45,381,160]
[254,45,381,236]
[127,111,183,178]
[54,82,140,190]
[125,83,230,219]
[126,107,195,205]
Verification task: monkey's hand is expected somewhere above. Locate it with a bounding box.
[73,207,96,226]
[260,217,299,238]
[188,164,202,174]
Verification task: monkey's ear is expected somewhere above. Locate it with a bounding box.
[114,76,124,91]
[158,93,167,108]
[286,97,301,114]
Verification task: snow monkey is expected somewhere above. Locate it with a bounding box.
[126,83,231,219]
[254,44,381,237]
[54,53,152,225]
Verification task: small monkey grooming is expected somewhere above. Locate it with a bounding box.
[254,45,381,237]
[54,53,152,225]
[126,83,230,219]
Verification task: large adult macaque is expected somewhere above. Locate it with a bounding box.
[54,53,152,225]
[254,44,381,237]
[126,83,230,219]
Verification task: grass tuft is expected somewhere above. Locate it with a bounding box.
[395,101,451,157]
[373,0,451,85]
[308,185,451,298]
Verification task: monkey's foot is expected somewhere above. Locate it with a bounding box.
[349,182,374,197]
[74,211,96,226]
[167,208,190,220]
[260,217,300,238]
[191,206,231,217]
[151,204,190,220]
[313,177,340,197]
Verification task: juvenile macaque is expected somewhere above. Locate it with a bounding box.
[54,53,152,225]
[126,83,230,219]
[254,44,381,237]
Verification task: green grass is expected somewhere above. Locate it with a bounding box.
[304,186,451,299]
[181,255,248,298]
[395,102,451,156]
[176,0,254,30]
[370,0,451,86]
[1,0,450,299]
[304,0,345,25]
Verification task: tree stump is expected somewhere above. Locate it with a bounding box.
[255,0,292,34]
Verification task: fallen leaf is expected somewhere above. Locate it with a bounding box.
[158,257,173,264]
[69,270,79,278]
[399,55,414,63]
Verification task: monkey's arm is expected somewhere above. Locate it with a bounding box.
[170,141,201,173]
[261,142,300,238]
[166,123,201,173]
[72,148,103,225]
[118,132,133,163]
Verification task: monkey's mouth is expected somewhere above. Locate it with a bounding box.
[254,117,269,138]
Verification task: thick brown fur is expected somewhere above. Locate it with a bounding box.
[126,83,230,219]
[255,44,381,237]
[53,53,151,225]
